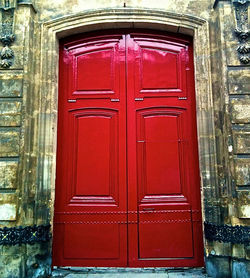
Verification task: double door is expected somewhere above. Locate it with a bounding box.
[53,31,204,267]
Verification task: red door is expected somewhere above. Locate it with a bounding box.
[53,31,204,267]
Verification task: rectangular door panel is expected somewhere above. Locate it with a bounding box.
[137,109,184,200]
[141,48,179,89]
[131,36,187,98]
[64,223,120,259]
[76,49,114,91]
[69,109,118,204]
[136,108,194,259]
[67,37,122,99]
[139,222,192,258]
[139,221,193,258]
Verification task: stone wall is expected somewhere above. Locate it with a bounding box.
[0,0,249,277]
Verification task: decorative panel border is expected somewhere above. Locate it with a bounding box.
[0,225,51,246]
[204,222,250,245]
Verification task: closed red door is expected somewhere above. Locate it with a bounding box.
[53,31,204,267]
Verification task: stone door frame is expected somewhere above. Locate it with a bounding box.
[38,8,217,260]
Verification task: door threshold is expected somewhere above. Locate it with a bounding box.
[52,266,207,274]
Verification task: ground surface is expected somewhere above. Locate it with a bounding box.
[52,267,210,277]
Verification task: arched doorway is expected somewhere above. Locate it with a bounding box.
[52,30,204,267]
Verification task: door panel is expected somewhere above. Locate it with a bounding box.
[126,34,203,267]
[140,48,179,89]
[70,109,118,203]
[131,36,187,98]
[76,50,114,91]
[53,31,204,268]
[137,108,184,198]
[138,209,193,259]
[53,34,127,267]
[68,37,122,99]
[64,223,120,259]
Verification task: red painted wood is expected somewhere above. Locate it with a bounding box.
[53,31,204,268]
[126,33,203,267]
[53,34,127,267]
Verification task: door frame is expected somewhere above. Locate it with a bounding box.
[37,8,217,266]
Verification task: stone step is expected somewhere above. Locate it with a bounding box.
[52,267,210,278]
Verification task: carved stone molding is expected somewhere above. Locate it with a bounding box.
[0,225,51,245]
[204,222,250,245]
[233,0,250,64]
[0,1,17,68]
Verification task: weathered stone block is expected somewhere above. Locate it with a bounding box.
[206,255,231,278]
[233,130,250,154]
[237,190,250,203]
[0,204,16,221]
[0,73,23,98]
[0,101,22,127]
[232,244,245,258]
[232,260,250,278]
[221,2,241,67]
[246,246,250,260]
[237,191,250,218]
[207,241,231,257]
[1,245,23,256]
[0,130,20,157]
[234,158,250,186]
[0,161,18,189]
[0,254,23,278]
[228,69,250,95]
[0,193,17,221]
[26,242,52,278]
[9,46,24,69]
[238,205,250,219]
[231,98,250,124]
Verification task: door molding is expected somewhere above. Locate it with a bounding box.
[37,8,218,259]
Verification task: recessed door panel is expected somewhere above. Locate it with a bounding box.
[141,48,179,89]
[131,36,187,98]
[137,109,184,199]
[139,209,193,259]
[67,38,121,99]
[64,224,120,259]
[69,109,118,204]
[53,31,204,268]
[136,108,194,261]
[76,49,114,91]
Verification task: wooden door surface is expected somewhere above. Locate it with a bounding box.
[53,31,204,267]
